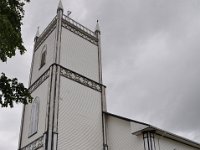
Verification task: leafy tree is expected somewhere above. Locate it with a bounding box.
[0,0,32,107]
[0,73,32,107]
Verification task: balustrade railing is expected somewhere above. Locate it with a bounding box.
[38,16,57,40]
[62,14,96,37]
[35,16,57,49]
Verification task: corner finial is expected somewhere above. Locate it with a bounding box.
[57,0,64,12]
[36,26,40,37]
[95,20,100,33]
[34,26,40,41]
[67,10,72,17]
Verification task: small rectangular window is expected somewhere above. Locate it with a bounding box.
[40,51,46,68]
[39,44,47,69]
[29,97,40,137]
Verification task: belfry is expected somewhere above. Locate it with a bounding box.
[18,1,200,150]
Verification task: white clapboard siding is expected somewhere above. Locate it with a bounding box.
[21,79,49,147]
[31,29,56,84]
[60,27,99,82]
[106,115,144,150]
[155,135,199,150]
[57,76,103,150]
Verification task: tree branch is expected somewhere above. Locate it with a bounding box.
[0,73,32,107]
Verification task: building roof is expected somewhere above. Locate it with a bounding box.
[104,111,200,149]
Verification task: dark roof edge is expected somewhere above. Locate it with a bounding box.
[151,126,200,148]
[103,111,150,126]
[104,111,200,148]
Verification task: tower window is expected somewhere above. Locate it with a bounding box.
[40,45,47,69]
[29,97,40,137]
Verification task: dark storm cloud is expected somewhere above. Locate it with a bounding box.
[1,0,200,149]
[80,0,200,141]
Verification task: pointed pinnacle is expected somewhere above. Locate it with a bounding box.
[57,0,64,12]
[95,20,100,33]
[35,26,40,37]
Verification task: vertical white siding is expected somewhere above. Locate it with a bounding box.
[60,28,99,82]
[21,79,49,147]
[31,29,56,84]
[57,76,103,150]
[106,115,144,150]
[155,135,199,150]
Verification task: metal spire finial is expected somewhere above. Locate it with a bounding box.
[35,26,40,37]
[34,26,40,42]
[57,0,64,12]
[95,20,100,33]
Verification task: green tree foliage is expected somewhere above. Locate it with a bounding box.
[0,0,30,61]
[0,73,32,107]
[0,0,32,107]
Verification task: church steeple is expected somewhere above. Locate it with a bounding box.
[18,3,106,150]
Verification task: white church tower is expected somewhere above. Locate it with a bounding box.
[18,1,107,150]
[18,1,200,150]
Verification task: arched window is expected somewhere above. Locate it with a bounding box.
[29,97,40,136]
[40,44,47,69]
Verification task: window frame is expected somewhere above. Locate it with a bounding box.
[39,44,47,69]
[28,97,40,137]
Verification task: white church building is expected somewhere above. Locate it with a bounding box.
[18,2,200,150]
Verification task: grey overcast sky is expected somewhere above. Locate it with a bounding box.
[1,0,200,149]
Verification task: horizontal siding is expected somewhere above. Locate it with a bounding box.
[60,27,99,82]
[58,76,103,150]
[21,79,49,147]
[31,29,56,84]
[106,115,144,150]
[156,135,199,150]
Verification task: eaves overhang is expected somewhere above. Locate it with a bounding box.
[133,125,200,149]
[104,112,200,149]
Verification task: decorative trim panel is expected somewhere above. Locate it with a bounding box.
[62,14,96,37]
[29,69,50,93]
[143,132,156,150]
[62,21,98,45]
[35,16,57,50]
[60,66,102,92]
[20,135,44,150]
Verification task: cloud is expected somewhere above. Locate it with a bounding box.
[1,0,200,149]
[0,106,22,150]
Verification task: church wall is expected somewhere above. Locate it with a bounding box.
[60,27,99,82]
[31,29,56,85]
[21,79,49,148]
[57,76,103,150]
[155,134,199,150]
[106,115,144,150]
